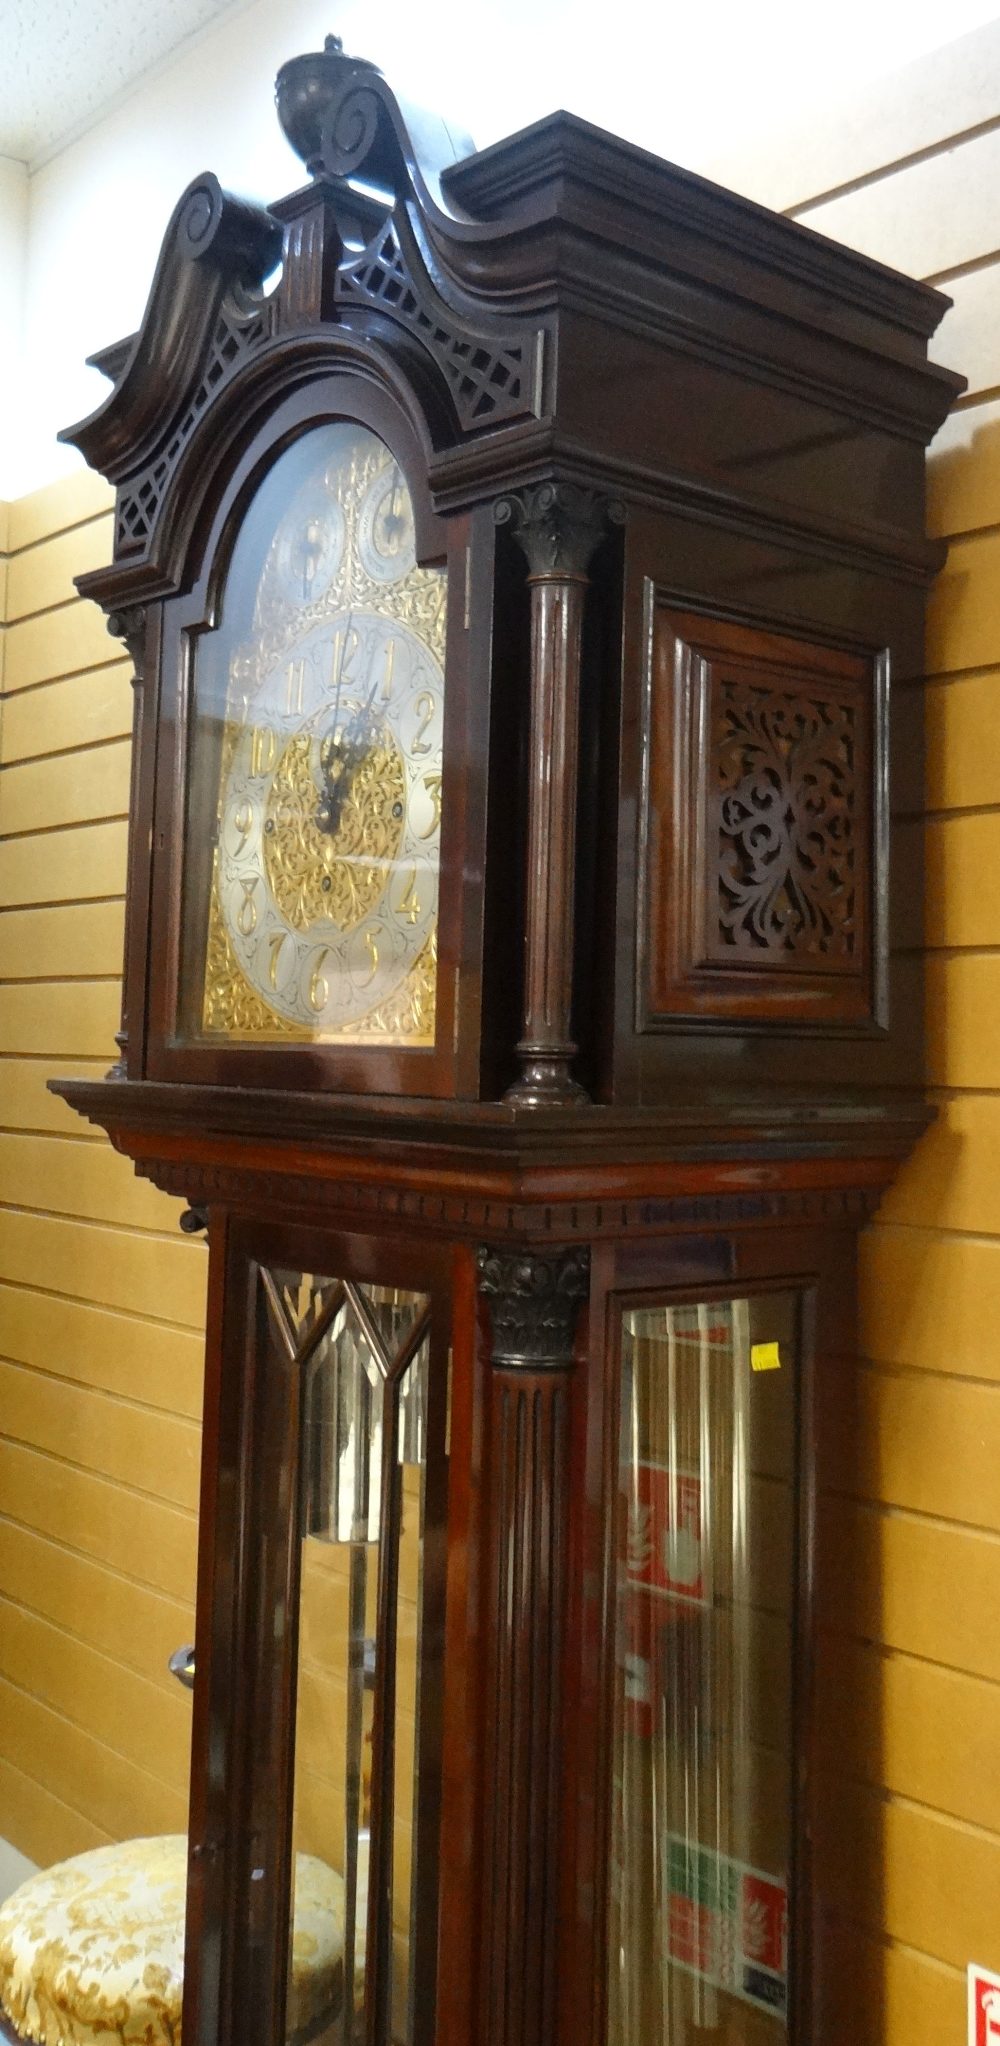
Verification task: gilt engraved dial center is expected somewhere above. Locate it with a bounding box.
[192,421,447,1046]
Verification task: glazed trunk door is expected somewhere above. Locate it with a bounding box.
[182,1220,451,2046]
[604,1281,811,2046]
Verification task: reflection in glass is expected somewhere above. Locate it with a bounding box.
[263,1269,433,2046]
[609,1294,799,2045]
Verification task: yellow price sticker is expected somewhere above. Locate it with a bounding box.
[751,1342,781,1373]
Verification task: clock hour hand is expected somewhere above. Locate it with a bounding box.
[316,677,380,837]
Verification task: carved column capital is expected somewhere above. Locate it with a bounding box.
[495,480,621,579]
[477,1245,590,1367]
[106,605,147,686]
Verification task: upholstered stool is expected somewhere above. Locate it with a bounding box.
[0,1835,345,2046]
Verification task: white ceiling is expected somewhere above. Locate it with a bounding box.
[0,0,251,165]
[6,0,1000,178]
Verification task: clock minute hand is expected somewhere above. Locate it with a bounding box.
[317,677,380,838]
[316,616,360,837]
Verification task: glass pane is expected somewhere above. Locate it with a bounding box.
[609,1293,799,2045]
[182,422,447,1048]
[265,1270,433,2046]
[392,1340,428,2046]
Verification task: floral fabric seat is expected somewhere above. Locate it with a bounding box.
[0,1835,345,2046]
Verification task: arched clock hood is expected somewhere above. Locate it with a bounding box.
[61,34,957,613]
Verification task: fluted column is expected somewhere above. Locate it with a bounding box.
[495,484,617,1106]
[476,1245,590,2046]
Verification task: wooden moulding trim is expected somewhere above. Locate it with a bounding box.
[48,1087,931,1226]
[50,1117,905,1237]
[47,1078,933,1153]
[441,114,948,342]
[428,429,950,588]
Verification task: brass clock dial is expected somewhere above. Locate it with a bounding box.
[216,610,443,1035]
[188,421,447,1046]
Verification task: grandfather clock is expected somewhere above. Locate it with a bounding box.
[54,38,960,2046]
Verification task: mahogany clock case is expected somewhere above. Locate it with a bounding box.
[42,36,962,2046]
[56,52,962,1112]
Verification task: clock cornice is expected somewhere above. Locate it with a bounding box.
[59,37,962,620]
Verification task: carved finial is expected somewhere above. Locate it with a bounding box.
[275,39,387,185]
[477,1246,590,1368]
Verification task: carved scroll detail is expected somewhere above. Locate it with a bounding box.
[642,604,880,1029]
[106,604,147,685]
[495,481,620,577]
[714,679,857,961]
[276,39,398,189]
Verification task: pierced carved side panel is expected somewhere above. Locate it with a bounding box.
[712,677,858,968]
[642,604,886,1031]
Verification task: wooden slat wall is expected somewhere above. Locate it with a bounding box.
[712,47,1000,2040]
[0,472,207,1871]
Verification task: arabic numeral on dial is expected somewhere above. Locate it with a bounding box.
[229,799,253,856]
[267,931,289,991]
[237,876,260,936]
[284,658,306,718]
[359,927,380,986]
[380,637,396,701]
[418,772,442,839]
[329,625,360,691]
[250,726,276,777]
[308,948,331,1014]
[399,868,421,925]
[411,690,435,757]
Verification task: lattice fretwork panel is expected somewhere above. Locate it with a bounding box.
[338,222,535,430]
[115,305,271,554]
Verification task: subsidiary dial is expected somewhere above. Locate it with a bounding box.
[357,463,416,582]
[274,490,345,606]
